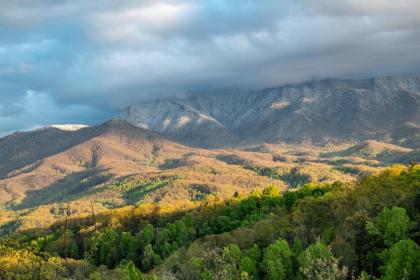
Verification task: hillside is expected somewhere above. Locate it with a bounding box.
[118,76,420,148]
[0,120,356,232]
[0,165,418,280]
[0,125,97,179]
[321,140,419,163]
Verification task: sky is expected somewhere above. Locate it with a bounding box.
[1,0,420,136]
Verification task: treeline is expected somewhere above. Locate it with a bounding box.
[87,182,335,271]
[155,164,419,279]
[0,164,419,279]
[166,206,419,279]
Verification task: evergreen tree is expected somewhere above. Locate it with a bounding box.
[119,232,136,262]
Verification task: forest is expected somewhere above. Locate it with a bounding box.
[0,164,418,279]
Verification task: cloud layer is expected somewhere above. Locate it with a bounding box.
[1,0,420,135]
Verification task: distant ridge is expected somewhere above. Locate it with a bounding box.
[118,75,420,148]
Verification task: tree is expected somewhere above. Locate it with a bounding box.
[181,257,205,280]
[262,185,280,197]
[40,257,67,280]
[292,238,304,257]
[221,244,242,278]
[261,239,295,280]
[137,224,154,250]
[366,207,411,247]
[240,257,258,279]
[174,220,189,247]
[245,244,261,263]
[282,191,300,210]
[90,228,120,267]
[119,232,136,262]
[117,260,143,280]
[381,239,420,280]
[141,244,161,271]
[0,246,69,280]
[298,241,347,280]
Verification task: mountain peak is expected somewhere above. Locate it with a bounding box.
[118,75,420,148]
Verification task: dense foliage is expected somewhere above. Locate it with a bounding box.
[0,164,419,279]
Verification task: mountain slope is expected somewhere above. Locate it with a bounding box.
[0,119,372,232]
[1,120,305,231]
[321,140,418,163]
[0,126,92,179]
[118,76,420,147]
[0,120,184,204]
[118,98,240,147]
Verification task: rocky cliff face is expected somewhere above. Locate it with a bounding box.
[118,76,420,147]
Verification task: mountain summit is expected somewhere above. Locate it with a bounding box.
[117,76,420,148]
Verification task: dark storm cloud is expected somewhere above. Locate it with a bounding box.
[0,0,420,135]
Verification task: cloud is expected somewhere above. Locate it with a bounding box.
[0,90,111,136]
[0,0,419,135]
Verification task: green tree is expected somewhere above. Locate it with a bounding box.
[117,260,143,280]
[382,239,420,280]
[223,244,242,264]
[245,244,261,263]
[120,232,136,262]
[182,257,205,280]
[40,257,67,280]
[174,220,190,247]
[261,239,295,280]
[292,238,304,257]
[298,241,347,280]
[90,228,120,267]
[141,244,161,271]
[366,207,411,246]
[240,256,258,279]
[282,191,300,210]
[222,244,242,279]
[137,224,154,250]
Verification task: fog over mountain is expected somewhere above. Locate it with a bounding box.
[118,75,420,147]
[1,0,420,135]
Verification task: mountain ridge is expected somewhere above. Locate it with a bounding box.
[117,75,420,148]
[0,76,419,232]
[0,119,175,180]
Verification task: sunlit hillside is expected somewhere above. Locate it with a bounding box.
[0,120,382,232]
[6,117,418,233]
[0,164,418,279]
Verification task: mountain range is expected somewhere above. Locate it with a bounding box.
[0,75,419,232]
[118,75,420,147]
